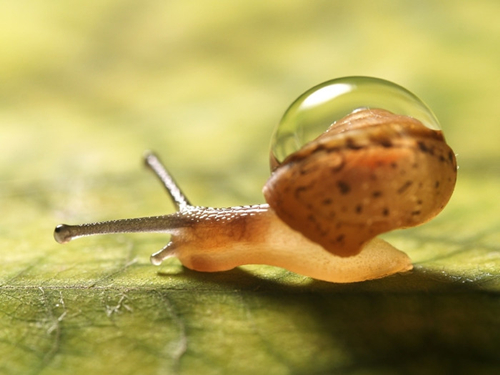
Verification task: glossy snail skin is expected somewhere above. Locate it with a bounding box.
[55,153,413,283]
[53,77,457,283]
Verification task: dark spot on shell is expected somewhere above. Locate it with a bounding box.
[397,180,413,194]
[412,163,419,169]
[336,234,345,242]
[435,180,440,189]
[417,199,423,205]
[329,211,336,218]
[439,155,446,162]
[355,204,363,214]
[324,152,345,172]
[325,146,341,154]
[294,186,308,199]
[417,141,434,155]
[411,210,421,215]
[379,138,393,148]
[323,198,332,205]
[299,162,321,175]
[330,163,345,173]
[337,181,351,195]
[311,144,327,154]
[390,162,398,169]
[346,138,364,150]
[372,191,382,198]
[382,208,390,216]
[448,151,454,163]
[418,141,428,153]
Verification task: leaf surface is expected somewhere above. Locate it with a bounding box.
[1,1,500,374]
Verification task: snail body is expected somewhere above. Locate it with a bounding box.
[164,207,413,283]
[55,171,413,283]
[54,77,457,283]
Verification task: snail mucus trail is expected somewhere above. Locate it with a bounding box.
[54,77,457,283]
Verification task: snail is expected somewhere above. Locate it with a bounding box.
[54,77,457,283]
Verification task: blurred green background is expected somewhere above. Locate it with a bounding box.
[1,1,500,374]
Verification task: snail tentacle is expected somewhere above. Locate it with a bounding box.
[150,241,177,266]
[53,214,188,244]
[54,153,195,244]
[144,151,192,211]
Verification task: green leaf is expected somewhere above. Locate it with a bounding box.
[1,1,500,374]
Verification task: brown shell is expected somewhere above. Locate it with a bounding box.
[263,108,457,257]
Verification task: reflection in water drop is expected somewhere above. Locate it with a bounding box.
[270,76,440,166]
[301,84,352,109]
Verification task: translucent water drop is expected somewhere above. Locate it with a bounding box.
[270,76,440,166]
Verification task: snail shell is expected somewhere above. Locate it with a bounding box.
[53,77,457,283]
[264,108,457,257]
